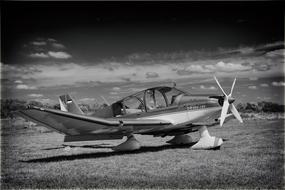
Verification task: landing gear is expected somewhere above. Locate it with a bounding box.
[192,126,223,150]
[167,134,193,145]
[112,135,141,152]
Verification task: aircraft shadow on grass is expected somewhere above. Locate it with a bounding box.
[41,143,113,150]
[21,141,223,163]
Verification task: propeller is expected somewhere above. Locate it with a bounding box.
[214,76,243,126]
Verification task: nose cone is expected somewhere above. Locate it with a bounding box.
[228,97,235,104]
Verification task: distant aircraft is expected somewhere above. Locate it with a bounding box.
[17,77,243,151]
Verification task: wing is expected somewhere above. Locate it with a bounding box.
[16,106,171,136]
[16,105,225,140]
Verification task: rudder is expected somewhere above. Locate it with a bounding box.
[59,94,84,115]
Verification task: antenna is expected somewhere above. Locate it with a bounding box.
[100,96,110,106]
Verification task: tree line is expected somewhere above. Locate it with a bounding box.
[0,99,107,118]
[236,101,284,113]
[1,99,284,119]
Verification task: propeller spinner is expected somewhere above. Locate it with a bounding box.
[214,76,243,126]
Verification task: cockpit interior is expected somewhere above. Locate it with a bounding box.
[112,86,188,117]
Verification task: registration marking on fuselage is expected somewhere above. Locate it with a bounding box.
[185,104,207,110]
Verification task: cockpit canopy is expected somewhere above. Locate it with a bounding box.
[112,86,188,116]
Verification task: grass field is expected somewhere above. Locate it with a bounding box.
[1,117,284,189]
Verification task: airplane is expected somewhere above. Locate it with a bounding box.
[17,77,243,151]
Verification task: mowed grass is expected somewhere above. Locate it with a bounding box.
[1,118,284,189]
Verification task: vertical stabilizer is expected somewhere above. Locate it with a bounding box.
[59,94,84,115]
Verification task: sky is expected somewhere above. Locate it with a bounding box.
[1,2,284,105]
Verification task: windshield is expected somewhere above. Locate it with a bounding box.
[123,96,145,114]
[163,87,185,105]
[145,89,167,111]
[119,86,187,115]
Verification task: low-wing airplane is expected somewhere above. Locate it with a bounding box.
[17,77,243,151]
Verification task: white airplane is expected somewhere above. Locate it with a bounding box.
[17,77,243,151]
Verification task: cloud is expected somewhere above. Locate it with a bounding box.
[248,85,257,90]
[239,47,255,54]
[48,38,57,42]
[185,65,212,73]
[29,52,49,58]
[110,87,121,95]
[110,91,119,95]
[255,41,284,53]
[146,72,159,78]
[123,41,283,64]
[78,98,97,104]
[121,77,131,82]
[127,53,152,61]
[26,38,71,59]
[127,87,146,93]
[33,98,55,105]
[3,62,171,87]
[266,49,284,58]
[272,81,285,87]
[257,96,271,101]
[176,70,191,76]
[28,93,43,98]
[6,41,284,89]
[252,63,270,71]
[177,61,252,75]
[112,87,121,91]
[16,84,37,90]
[14,80,23,84]
[260,83,269,87]
[31,41,47,46]
[249,77,258,81]
[200,85,216,90]
[3,64,42,80]
[48,51,71,59]
[52,43,65,49]
[210,61,252,72]
[102,62,121,71]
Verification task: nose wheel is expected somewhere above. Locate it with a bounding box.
[192,126,223,150]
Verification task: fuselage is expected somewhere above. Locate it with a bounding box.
[92,86,222,126]
[17,80,241,144]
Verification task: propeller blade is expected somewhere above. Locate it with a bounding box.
[220,100,229,126]
[229,78,236,96]
[214,76,227,96]
[230,104,243,123]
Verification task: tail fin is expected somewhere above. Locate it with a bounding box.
[59,94,84,115]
